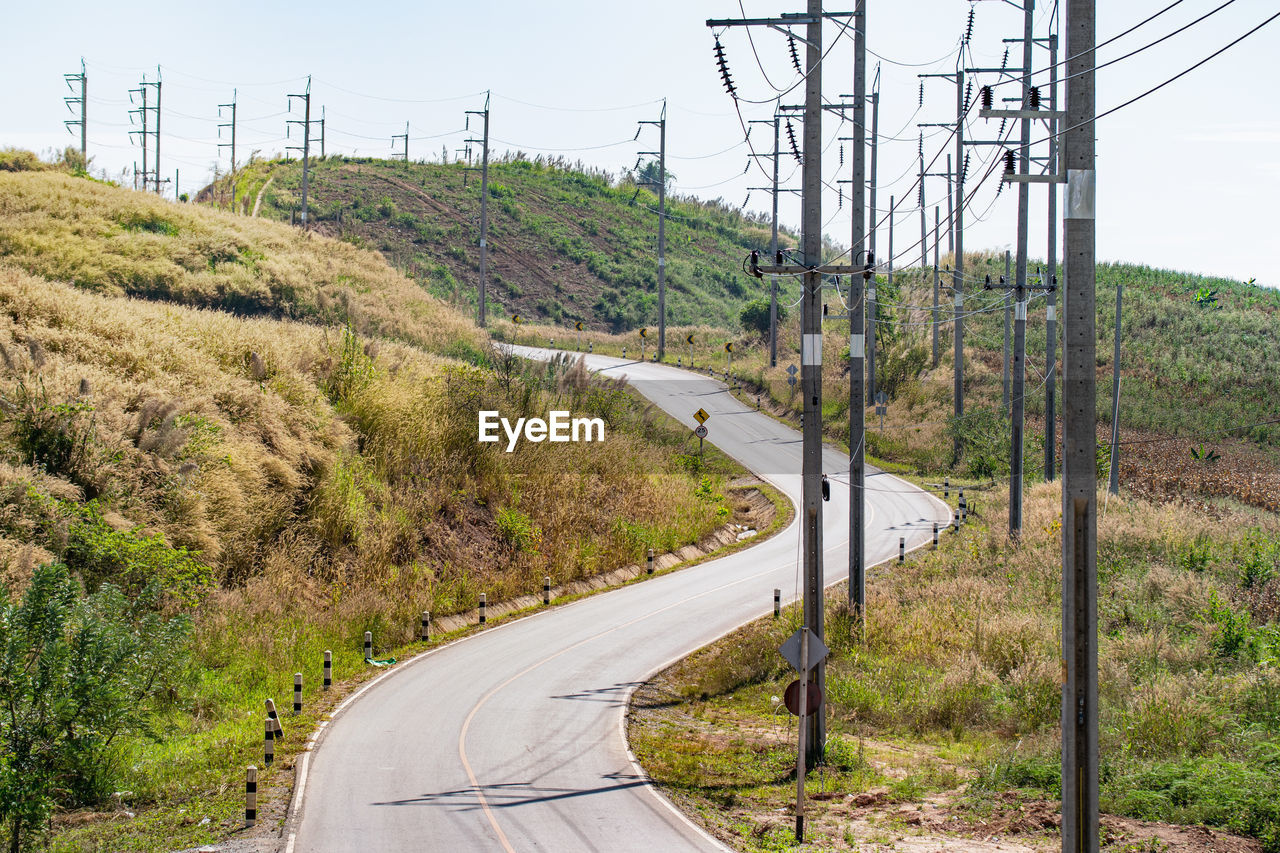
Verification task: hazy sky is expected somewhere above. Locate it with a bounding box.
[3,1,1277,284]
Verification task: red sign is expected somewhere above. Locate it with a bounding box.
[783,679,823,717]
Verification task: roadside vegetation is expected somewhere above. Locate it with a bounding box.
[631,482,1280,851]
[0,157,738,851]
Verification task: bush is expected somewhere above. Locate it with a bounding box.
[63,501,213,606]
[0,564,191,850]
[739,297,785,335]
[4,377,98,482]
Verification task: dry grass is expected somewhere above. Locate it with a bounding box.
[0,170,484,360]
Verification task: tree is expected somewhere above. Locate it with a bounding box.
[739,297,785,335]
[0,564,191,851]
[635,160,674,191]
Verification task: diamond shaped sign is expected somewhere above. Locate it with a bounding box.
[693,408,710,425]
[779,629,828,673]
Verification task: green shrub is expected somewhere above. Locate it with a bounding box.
[739,297,785,335]
[63,501,213,606]
[0,563,192,850]
[496,506,541,552]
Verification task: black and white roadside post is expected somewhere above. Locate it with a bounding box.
[323,650,332,688]
[245,766,257,827]
[421,611,430,642]
[363,632,372,660]
[544,577,551,605]
[293,673,302,714]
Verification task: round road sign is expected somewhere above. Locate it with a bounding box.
[694,425,708,439]
[783,679,824,717]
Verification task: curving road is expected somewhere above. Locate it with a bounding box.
[288,350,950,853]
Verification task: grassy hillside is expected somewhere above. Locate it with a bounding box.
[203,154,801,331]
[0,163,741,851]
[503,253,1280,511]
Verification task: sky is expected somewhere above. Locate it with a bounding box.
[2,0,1277,285]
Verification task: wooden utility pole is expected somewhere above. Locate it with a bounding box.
[466,92,491,326]
[1061,0,1099,844]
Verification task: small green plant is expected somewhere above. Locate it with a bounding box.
[496,506,541,553]
[1190,444,1220,464]
[1204,590,1251,660]
[1192,286,1218,308]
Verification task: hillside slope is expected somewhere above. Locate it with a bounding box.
[202,154,800,331]
[0,164,738,851]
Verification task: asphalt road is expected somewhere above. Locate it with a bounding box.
[289,350,951,853]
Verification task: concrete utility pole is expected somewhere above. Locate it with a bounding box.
[466,92,491,327]
[887,195,894,294]
[1004,249,1012,411]
[1010,0,1035,534]
[923,64,966,459]
[286,77,315,226]
[771,114,780,367]
[1108,283,1122,495]
[849,0,868,633]
[218,90,237,209]
[127,79,148,191]
[945,154,954,254]
[392,122,409,161]
[918,137,928,272]
[932,206,941,367]
[954,68,966,458]
[150,70,162,194]
[723,3,867,774]
[639,102,668,359]
[1061,0,1099,844]
[866,73,880,407]
[1045,33,1060,480]
[63,59,86,162]
[798,0,825,769]
[746,113,784,367]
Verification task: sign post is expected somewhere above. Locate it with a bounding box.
[875,390,888,432]
[575,320,583,351]
[687,333,695,368]
[725,341,734,375]
[693,408,710,457]
[640,327,648,362]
